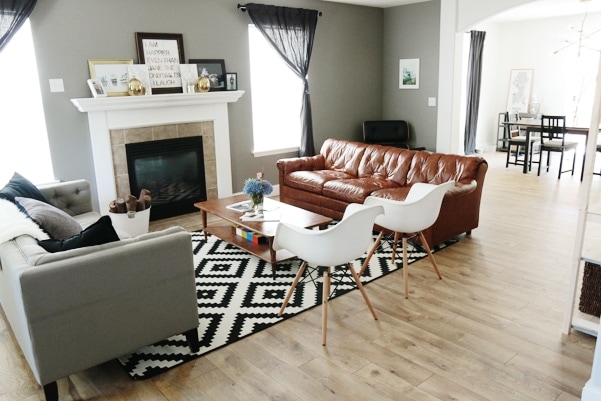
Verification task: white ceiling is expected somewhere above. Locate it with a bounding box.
[320,0,427,8]
[491,0,601,22]
[320,0,601,22]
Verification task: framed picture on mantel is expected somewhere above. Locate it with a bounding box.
[135,32,185,94]
[88,59,133,96]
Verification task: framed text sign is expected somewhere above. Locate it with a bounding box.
[135,32,185,94]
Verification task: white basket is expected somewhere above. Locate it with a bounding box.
[108,208,150,237]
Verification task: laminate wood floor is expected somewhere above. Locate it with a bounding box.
[1,151,599,400]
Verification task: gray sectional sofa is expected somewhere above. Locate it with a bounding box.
[0,178,199,401]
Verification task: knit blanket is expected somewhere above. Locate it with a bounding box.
[0,199,49,244]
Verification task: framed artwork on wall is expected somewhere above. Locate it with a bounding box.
[189,59,226,91]
[399,58,420,89]
[506,69,533,113]
[135,32,185,94]
[88,59,133,96]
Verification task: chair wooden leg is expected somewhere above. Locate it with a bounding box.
[322,266,331,346]
[278,261,308,316]
[359,231,384,277]
[558,150,564,179]
[348,262,378,320]
[418,231,443,279]
[505,143,512,167]
[391,232,400,264]
[403,237,409,299]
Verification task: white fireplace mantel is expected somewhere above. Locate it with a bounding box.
[71,91,244,212]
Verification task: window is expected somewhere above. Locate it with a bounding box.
[0,19,54,185]
[248,24,303,156]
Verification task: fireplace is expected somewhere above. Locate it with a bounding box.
[126,136,207,220]
[70,91,244,215]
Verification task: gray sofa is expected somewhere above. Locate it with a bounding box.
[0,179,199,401]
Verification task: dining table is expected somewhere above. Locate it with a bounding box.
[502,118,592,174]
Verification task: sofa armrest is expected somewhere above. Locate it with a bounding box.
[1,226,198,385]
[37,179,94,216]
[277,154,325,174]
[276,155,325,186]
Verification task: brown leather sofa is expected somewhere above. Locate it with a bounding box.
[276,138,488,246]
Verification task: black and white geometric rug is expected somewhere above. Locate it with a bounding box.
[117,230,454,380]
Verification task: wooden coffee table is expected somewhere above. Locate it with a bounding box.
[194,195,333,279]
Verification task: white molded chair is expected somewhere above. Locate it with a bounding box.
[359,181,455,299]
[273,203,384,345]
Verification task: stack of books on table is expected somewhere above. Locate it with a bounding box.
[233,226,268,244]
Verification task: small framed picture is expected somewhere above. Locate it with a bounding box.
[88,58,133,96]
[226,73,238,91]
[87,78,107,98]
[399,58,420,89]
[189,59,226,91]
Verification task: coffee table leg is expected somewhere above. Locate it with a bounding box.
[201,210,208,241]
[268,237,277,280]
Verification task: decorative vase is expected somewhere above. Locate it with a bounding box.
[127,77,146,96]
[250,193,264,214]
[196,76,210,93]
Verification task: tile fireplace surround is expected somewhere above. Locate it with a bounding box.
[71,91,244,214]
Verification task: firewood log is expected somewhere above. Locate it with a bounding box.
[115,198,126,213]
[126,194,138,212]
[109,200,119,213]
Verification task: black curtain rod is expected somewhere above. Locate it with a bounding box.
[237,3,322,16]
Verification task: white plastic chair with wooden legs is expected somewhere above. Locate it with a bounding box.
[273,203,384,345]
[359,181,455,299]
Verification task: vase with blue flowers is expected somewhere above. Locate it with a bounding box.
[242,172,273,216]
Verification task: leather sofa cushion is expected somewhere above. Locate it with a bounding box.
[323,178,400,204]
[284,170,353,194]
[406,152,483,185]
[357,145,415,185]
[322,138,368,175]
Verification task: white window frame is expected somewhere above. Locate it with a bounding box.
[248,24,303,157]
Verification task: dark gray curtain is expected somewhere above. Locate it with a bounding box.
[0,0,37,52]
[244,3,319,156]
[463,30,486,155]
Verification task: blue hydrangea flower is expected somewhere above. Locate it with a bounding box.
[243,178,273,196]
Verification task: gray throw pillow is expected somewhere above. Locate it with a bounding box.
[15,196,82,240]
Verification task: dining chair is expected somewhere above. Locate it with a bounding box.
[505,111,539,171]
[536,115,578,178]
[273,203,384,345]
[359,181,455,299]
[594,143,601,176]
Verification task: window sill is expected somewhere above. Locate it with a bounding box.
[252,147,299,157]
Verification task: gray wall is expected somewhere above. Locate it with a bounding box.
[29,0,383,208]
[383,0,440,151]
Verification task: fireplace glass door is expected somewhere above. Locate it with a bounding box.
[126,136,207,220]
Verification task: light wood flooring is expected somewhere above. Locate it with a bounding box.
[1,151,599,400]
